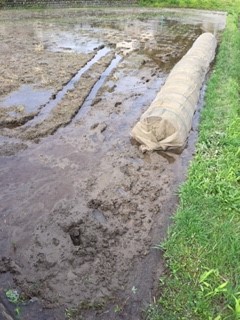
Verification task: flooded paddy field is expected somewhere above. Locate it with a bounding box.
[0,8,226,319]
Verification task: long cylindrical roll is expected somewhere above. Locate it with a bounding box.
[131,32,217,152]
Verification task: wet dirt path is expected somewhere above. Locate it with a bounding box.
[0,8,226,320]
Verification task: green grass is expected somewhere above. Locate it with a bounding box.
[139,0,240,12]
[146,9,240,320]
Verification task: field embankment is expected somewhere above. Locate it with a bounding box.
[140,0,239,11]
[147,7,240,320]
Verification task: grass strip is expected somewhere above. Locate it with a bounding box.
[139,0,240,12]
[146,10,240,320]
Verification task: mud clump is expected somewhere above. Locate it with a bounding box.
[69,227,82,246]
[0,257,20,274]
[0,106,37,129]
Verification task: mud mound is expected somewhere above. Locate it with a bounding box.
[11,150,169,310]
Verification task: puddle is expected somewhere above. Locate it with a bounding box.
[0,85,53,113]
[44,31,104,53]
[91,209,107,224]
[0,7,226,320]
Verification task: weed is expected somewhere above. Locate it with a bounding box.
[11,241,17,252]
[5,289,25,318]
[65,307,81,320]
[131,286,138,294]
[114,304,123,313]
[5,289,20,304]
[64,299,106,319]
[15,307,21,317]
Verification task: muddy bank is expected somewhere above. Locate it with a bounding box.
[0,7,226,320]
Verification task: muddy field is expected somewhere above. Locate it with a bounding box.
[0,8,226,320]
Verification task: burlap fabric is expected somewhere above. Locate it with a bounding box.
[131,32,217,152]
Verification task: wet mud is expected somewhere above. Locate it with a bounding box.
[0,7,226,320]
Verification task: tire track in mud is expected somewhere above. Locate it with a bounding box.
[73,54,122,121]
[0,50,116,141]
[26,47,111,127]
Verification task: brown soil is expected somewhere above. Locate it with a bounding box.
[0,7,226,320]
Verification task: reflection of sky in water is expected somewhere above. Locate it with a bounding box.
[0,85,53,113]
[37,30,104,54]
[33,9,225,55]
